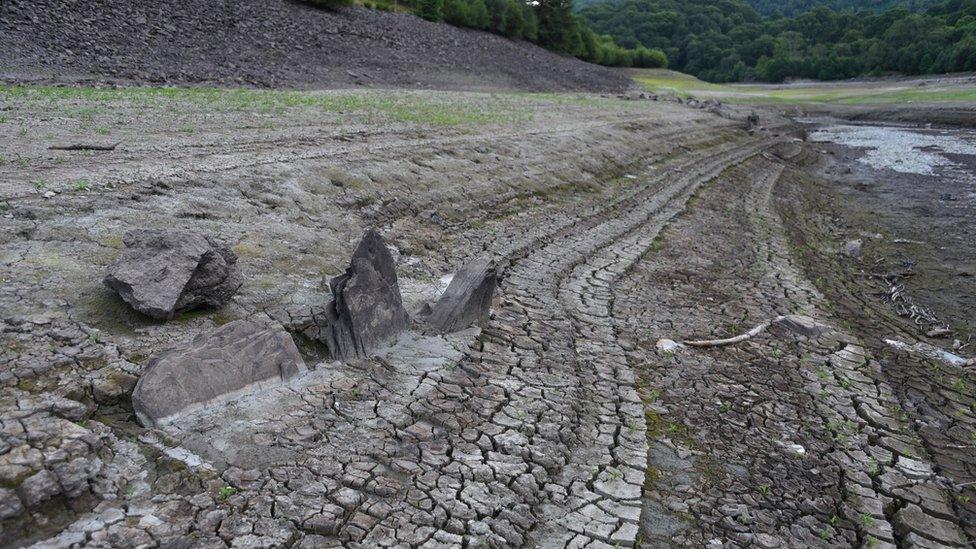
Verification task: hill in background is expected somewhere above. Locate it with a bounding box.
[574,0,941,15]
[745,0,939,17]
[0,0,630,92]
[578,0,976,82]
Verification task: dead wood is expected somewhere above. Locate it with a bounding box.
[684,316,787,348]
[49,141,121,151]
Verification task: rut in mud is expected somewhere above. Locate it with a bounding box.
[1,88,974,548]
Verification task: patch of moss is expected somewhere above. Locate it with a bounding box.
[232,242,263,259]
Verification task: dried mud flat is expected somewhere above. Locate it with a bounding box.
[1,86,974,549]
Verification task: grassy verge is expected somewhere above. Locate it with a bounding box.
[0,85,531,127]
[631,69,976,105]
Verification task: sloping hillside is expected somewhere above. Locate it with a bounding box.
[574,0,940,15]
[0,0,630,92]
[746,0,940,16]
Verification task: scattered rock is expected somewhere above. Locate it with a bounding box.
[745,113,760,130]
[0,489,25,519]
[841,239,863,258]
[305,229,409,361]
[655,338,682,355]
[92,370,139,405]
[17,470,61,507]
[774,315,830,338]
[131,320,307,427]
[785,443,806,456]
[426,257,497,333]
[926,327,952,338]
[104,229,242,320]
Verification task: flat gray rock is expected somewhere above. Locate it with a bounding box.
[131,320,307,427]
[104,229,242,320]
[774,315,830,338]
[427,257,497,333]
[305,229,409,361]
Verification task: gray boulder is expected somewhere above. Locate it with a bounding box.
[104,229,242,320]
[131,320,307,427]
[427,257,497,333]
[841,239,863,258]
[304,229,409,361]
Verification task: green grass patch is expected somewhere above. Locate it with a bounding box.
[631,69,976,105]
[0,85,528,127]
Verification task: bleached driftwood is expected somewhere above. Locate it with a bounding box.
[684,316,787,348]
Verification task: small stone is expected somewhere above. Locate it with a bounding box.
[785,443,806,456]
[655,338,681,354]
[92,370,139,404]
[43,190,56,198]
[775,315,830,337]
[841,239,863,258]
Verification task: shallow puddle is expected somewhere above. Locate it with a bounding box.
[809,122,976,176]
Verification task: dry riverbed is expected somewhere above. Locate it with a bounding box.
[0,86,974,548]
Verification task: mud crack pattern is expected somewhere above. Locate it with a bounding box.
[4,91,972,548]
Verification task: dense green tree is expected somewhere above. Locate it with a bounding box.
[379,0,666,69]
[443,0,471,25]
[537,0,583,54]
[485,0,509,32]
[418,0,444,21]
[579,0,976,81]
[469,0,491,28]
[503,0,527,37]
[521,3,540,40]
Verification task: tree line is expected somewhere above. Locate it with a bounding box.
[746,0,939,17]
[304,0,667,68]
[578,0,976,82]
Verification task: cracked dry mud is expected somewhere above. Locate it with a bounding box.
[1,88,973,548]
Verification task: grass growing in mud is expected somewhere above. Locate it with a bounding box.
[631,69,976,105]
[0,85,532,127]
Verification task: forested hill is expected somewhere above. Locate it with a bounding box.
[573,0,942,16]
[578,0,976,82]
[747,0,940,17]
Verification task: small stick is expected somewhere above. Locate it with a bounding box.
[684,316,787,348]
[49,141,121,151]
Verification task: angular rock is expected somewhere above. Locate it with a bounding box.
[17,469,61,507]
[745,112,760,130]
[305,229,409,361]
[427,257,497,333]
[774,315,830,338]
[104,229,242,320]
[841,238,863,258]
[131,320,307,427]
[92,369,139,405]
[0,488,25,519]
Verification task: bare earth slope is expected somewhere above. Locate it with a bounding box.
[0,0,629,92]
